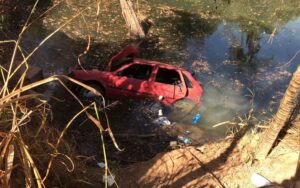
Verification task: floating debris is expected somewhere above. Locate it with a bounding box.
[97,162,105,168]
[192,114,201,124]
[153,116,171,126]
[178,136,191,145]
[102,175,115,187]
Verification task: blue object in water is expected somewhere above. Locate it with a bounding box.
[192,114,201,124]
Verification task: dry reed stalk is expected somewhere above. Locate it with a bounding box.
[0,1,119,187]
[1,0,40,97]
[43,104,91,181]
[77,8,92,71]
[0,74,121,185]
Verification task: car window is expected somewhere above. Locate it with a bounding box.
[183,73,193,88]
[116,64,153,80]
[155,68,182,85]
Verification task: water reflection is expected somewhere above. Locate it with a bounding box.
[229,31,261,64]
[185,17,300,133]
[14,0,300,136]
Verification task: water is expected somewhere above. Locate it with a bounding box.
[183,18,300,133]
[143,0,300,134]
[15,0,300,136]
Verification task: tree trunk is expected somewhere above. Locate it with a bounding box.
[120,0,145,38]
[256,65,300,159]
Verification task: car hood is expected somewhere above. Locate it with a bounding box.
[107,45,140,72]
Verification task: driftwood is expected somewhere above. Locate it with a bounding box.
[120,0,145,38]
[212,121,247,128]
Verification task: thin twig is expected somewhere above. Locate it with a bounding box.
[276,48,300,69]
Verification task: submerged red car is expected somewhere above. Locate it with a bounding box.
[71,45,203,108]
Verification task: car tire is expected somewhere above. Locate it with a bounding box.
[79,83,105,108]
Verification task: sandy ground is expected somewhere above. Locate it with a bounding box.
[116,127,299,188]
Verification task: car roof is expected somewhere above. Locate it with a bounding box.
[133,58,185,71]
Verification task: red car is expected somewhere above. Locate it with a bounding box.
[71,45,203,108]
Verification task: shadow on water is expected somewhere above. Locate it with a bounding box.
[0,0,53,62]
[21,0,300,139]
[159,10,218,38]
[18,19,176,166]
[1,0,198,165]
[5,0,300,165]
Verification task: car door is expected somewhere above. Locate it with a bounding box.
[108,63,154,99]
[151,66,187,103]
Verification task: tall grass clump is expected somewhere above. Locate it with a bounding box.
[0,1,120,187]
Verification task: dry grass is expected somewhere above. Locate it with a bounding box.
[0,1,119,187]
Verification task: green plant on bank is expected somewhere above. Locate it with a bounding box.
[0,1,120,187]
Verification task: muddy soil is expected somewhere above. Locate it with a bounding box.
[117,129,299,188]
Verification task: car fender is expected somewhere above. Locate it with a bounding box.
[72,70,108,89]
